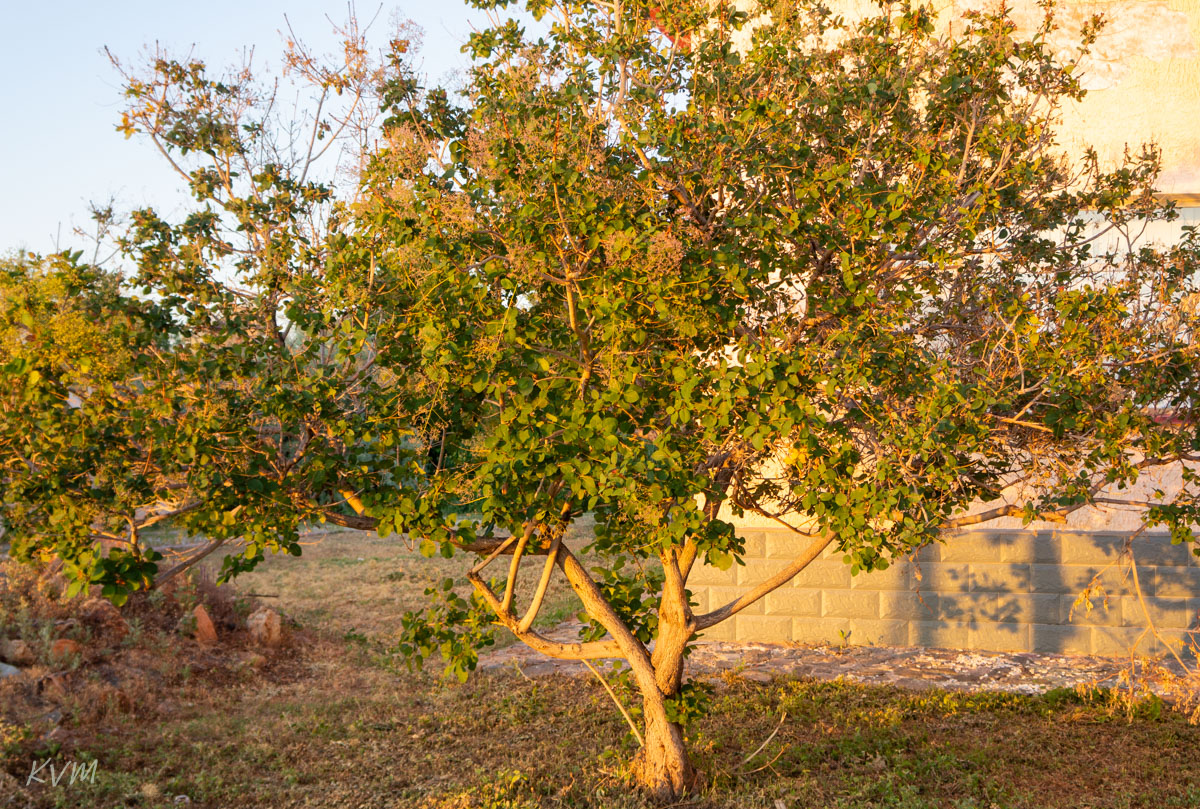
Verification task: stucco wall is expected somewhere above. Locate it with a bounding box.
[823,0,1200,195]
[691,528,1200,656]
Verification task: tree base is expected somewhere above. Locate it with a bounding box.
[631,718,702,802]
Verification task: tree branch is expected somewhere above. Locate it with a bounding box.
[154,536,231,586]
[517,532,563,634]
[466,568,622,660]
[693,532,835,630]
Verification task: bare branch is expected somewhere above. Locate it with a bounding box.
[694,533,835,630]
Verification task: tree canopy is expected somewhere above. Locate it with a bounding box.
[3,0,1200,797]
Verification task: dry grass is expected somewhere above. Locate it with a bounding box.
[8,641,1200,808]
[213,525,594,645]
[4,527,1200,809]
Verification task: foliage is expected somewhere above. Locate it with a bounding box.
[396,577,501,682]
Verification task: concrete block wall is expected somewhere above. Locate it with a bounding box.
[690,529,1200,656]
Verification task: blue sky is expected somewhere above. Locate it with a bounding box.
[0,2,493,255]
[6,3,1194,258]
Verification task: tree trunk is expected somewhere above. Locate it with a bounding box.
[631,559,698,800]
[633,699,696,801]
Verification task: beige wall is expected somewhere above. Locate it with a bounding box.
[955,0,1200,196]
[797,0,1200,195]
[692,528,1200,655]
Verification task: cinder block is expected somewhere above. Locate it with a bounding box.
[1090,626,1157,656]
[687,588,709,614]
[849,561,914,591]
[739,530,768,559]
[734,615,794,643]
[736,558,790,587]
[997,534,1035,564]
[1122,596,1193,629]
[788,560,853,589]
[880,592,937,621]
[1060,593,1123,626]
[1152,566,1200,598]
[1131,535,1194,567]
[937,533,1005,563]
[707,586,762,615]
[688,562,737,586]
[913,544,939,566]
[969,621,1030,652]
[1158,628,1200,659]
[1029,623,1092,654]
[970,563,1032,593]
[765,532,817,559]
[821,589,880,619]
[915,562,971,592]
[1060,532,1127,566]
[848,618,909,647]
[987,593,1060,624]
[936,592,991,622]
[697,620,737,642]
[1031,563,1077,594]
[908,620,970,649]
[997,532,1061,564]
[1032,564,1136,597]
[792,617,851,645]
[764,588,821,616]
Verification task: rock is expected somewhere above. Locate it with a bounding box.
[38,672,69,700]
[193,605,218,646]
[0,661,21,679]
[0,638,34,666]
[79,597,129,639]
[50,638,81,660]
[240,651,267,668]
[246,607,282,648]
[740,669,773,684]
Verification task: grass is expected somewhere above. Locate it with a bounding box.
[210,526,597,645]
[4,526,1200,808]
[17,653,1200,808]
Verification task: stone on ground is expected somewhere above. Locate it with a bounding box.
[246,607,282,648]
[50,638,81,660]
[0,638,34,666]
[193,605,218,646]
[79,597,129,639]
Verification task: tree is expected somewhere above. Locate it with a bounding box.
[3,0,1200,799]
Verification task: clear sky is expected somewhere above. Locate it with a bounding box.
[0,1,494,256]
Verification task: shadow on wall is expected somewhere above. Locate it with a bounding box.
[908,530,1200,658]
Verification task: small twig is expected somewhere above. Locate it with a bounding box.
[510,660,535,683]
[742,744,787,775]
[582,659,644,747]
[738,710,788,770]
